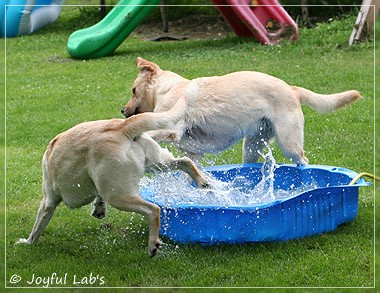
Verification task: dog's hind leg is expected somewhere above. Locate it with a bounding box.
[16,196,61,244]
[106,195,162,257]
[91,195,106,219]
[273,111,309,165]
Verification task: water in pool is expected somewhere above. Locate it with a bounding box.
[140,148,318,207]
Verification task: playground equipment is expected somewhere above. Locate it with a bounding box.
[1,0,64,38]
[67,0,160,59]
[211,0,298,44]
[67,0,297,59]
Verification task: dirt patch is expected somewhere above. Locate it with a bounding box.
[131,14,233,41]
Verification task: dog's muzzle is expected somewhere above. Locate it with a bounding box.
[121,107,139,118]
[121,107,127,116]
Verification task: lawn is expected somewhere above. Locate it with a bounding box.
[3,3,377,291]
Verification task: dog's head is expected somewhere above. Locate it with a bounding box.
[121,57,161,118]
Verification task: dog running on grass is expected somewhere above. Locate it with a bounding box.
[122,57,362,165]
[17,95,209,257]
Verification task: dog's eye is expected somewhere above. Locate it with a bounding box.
[132,88,136,95]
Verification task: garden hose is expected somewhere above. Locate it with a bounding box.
[349,172,380,185]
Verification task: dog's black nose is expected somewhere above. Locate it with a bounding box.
[121,107,125,114]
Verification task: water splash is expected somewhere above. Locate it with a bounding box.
[254,147,279,202]
[140,147,318,208]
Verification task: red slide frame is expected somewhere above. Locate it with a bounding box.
[212,0,298,44]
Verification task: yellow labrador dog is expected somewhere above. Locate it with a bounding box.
[122,57,362,165]
[17,95,209,257]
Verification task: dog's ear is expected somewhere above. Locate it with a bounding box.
[136,57,160,76]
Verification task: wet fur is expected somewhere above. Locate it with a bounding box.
[122,57,363,165]
[17,98,209,257]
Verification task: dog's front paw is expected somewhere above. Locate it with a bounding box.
[167,132,180,142]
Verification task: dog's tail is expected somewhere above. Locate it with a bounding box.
[123,95,187,139]
[291,86,363,113]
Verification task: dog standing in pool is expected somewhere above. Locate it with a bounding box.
[122,57,362,165]
[17,95,209,257]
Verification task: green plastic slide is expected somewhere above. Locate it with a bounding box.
[67,0,160,59]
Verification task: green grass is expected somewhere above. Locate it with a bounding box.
[4,4,376,290]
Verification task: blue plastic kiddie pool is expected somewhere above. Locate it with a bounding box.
[141,164,369,244]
